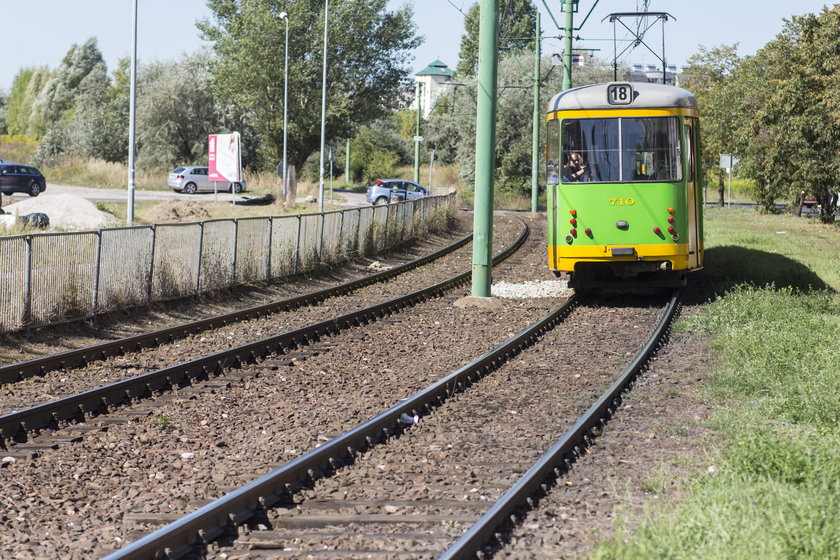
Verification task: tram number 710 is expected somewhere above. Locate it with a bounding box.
[606,83,634,105]
[609,197,636,206]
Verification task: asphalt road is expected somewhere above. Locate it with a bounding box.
[2,184,370,207]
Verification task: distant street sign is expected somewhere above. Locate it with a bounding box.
[413,135,424,142]
[719,154,739,169]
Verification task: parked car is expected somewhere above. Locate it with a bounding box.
[366,179,429,205]
[167,166,246,194]
[0,162,47,197]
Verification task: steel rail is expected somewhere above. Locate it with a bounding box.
[101,293,579,560]
[0,220,528,445]
[0,233,473,385]
[439,289,683,560]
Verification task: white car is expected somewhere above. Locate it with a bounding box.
[167,166,246,194]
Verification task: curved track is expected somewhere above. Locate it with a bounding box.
[102,291,681,559]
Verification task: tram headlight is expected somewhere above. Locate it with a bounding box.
[565,235,574,244]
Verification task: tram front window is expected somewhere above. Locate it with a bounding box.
[561,117,682,183]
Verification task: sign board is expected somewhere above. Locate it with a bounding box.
[208,132,241,182]
[413,135,424,142]
[719,154,739,169]
[606,83,634,105]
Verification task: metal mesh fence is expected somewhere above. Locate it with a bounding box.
[0,194,454,332]
[297,214,321,273]
[0,236,28,328]
[29,232,97,325]
[98,227,154,312]
[152,224,202,300]
[235,218,270,284]
[199,220,236,292]
[269,215,299,279]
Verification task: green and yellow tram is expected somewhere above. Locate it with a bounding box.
[545,82,704,288]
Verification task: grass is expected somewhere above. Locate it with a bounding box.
[591,206,840,559]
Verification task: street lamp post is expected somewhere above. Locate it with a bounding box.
[318,0,329,213]
[127,0,138,224]
[279,11,289,201]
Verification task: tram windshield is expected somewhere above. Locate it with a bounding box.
[560,117,682,183]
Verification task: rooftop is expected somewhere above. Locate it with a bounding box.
[416,59,453,77]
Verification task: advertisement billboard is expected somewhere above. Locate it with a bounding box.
[208,132,241,182]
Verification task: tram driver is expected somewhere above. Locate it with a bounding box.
[563,151,589,182]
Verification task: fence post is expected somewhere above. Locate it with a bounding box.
[196,222,205,294]
[92,230,102,318]
[294,214,302,274]
[266,216,273,280]
[357,207,362,255]
[23,235,33,327]
[147,225,157,303]
[318,212,325,262]
[384,204,390,251]
[339,209,345,259]
[232,219,239,284]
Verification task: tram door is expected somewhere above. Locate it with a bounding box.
[684,118,701,269]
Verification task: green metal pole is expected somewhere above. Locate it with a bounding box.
[562,0,574,90]
[471,0,499,298]
[345,138,350,184]
[414,82,422,184]
[531,11,541,213]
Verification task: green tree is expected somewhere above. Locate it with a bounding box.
[680,44,742,207]
[718,7,840,221]
[29,38,107,138]
[136,54,227,167]
[199,0,421,172]
[66,59,129,162]
[5,67,49,136]
[427,52,617,194]
[0,89,7,135]
[456,0,538,76]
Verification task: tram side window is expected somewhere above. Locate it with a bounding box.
[546,119,560,185]
[561,117,681,183]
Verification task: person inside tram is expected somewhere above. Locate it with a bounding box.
[563,151,589,182]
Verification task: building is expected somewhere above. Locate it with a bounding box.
[413,60,453,118]
[629,63,679,85]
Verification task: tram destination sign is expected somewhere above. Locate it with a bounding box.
[607,83,634,105]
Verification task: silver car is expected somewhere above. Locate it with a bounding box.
[365,179,428,205]
[167,166,246,194]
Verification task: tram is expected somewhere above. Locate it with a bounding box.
[545,82,704,288]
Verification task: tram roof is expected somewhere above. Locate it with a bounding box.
[547,82,698,113]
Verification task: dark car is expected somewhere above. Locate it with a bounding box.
[365,179,429,205]
[0,162,47,197]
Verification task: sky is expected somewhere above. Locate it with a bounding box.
[0,1,835,92]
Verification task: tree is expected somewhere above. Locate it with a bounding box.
[65,59,129,163]
[0,89,7,135]
[456,0,538,76]
[427,52,617,194]
[679,45,742,207]
[136,54,228,167]
[198,0,421,173]
[5,67,50,136]
[29,38,108,138]
[716,7,840,222]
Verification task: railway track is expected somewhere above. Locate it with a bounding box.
[99,291,681,560]
[0,221,528,454]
